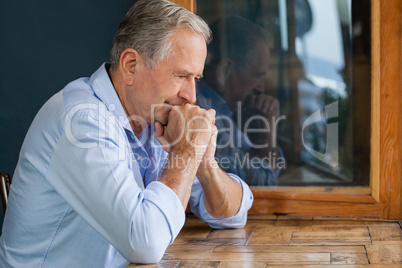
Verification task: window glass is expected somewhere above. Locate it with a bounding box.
[196,0,371,186]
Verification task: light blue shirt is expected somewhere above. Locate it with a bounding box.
[0,64,253,268]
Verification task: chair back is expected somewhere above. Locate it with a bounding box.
[0,173,11,215]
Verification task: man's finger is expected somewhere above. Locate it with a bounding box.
[153,121,171,152]
[153,121,164,137]
[207,109,216,124]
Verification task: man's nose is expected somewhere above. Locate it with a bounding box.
[179,79,197,104]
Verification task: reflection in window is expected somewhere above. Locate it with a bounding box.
[197,0,371,187]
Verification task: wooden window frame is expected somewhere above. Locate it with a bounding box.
[173,0,401,220]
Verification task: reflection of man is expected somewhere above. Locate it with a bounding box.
[197,16,284,186]
[0,1,253,267]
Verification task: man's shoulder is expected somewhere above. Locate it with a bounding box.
[61,64,114,111]
[62,77,97,108]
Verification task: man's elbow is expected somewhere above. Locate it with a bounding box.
[124,214,172,263]
[126,241,167,264]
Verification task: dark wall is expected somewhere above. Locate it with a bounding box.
[0,0,136,224]
[0,0,136,174]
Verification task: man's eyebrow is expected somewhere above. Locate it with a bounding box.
[175,71,204,78]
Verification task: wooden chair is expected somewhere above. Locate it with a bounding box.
[0,173,11,215]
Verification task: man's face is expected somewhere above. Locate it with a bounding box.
[225,40,270,112]
[128,28,207,127]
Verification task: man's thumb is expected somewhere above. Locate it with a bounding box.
[153,121,171,152]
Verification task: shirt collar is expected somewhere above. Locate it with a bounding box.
[88,64,164,153]
[88,63,132,132]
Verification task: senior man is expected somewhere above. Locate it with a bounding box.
[0,1,253,267]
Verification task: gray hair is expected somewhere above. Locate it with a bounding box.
[110,0,211,69]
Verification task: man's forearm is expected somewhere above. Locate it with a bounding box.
[196,159,243,218]
[159,152,198,210]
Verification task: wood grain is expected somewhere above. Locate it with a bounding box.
[251,187,375,203]
[378,0,402,220]
[216,261,266,268]
[213,245,366,254]
[274,264,401,268]
[331,253,369,265]
[206,227,250,239]
[249,198,380,218]
[366,244,402,264]
[128,216,402,267]
[368,224,402,242]
[290,226,372,246]
[177,261,219,267]
[127,260,180,267]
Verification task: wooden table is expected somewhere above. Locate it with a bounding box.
[128,214,402,267]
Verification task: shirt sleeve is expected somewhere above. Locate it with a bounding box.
[188,173,253,229]
[46,111,185,263]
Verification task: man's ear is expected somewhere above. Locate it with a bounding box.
[119,48,139,86]
[216,58,233,87]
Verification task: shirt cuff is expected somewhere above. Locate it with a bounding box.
[198,173,253,229]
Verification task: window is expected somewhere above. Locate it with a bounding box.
[196,0,371,187]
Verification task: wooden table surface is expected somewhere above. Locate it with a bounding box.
[128,214,402,267]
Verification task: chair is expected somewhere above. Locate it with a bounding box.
[0,173,11,215]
